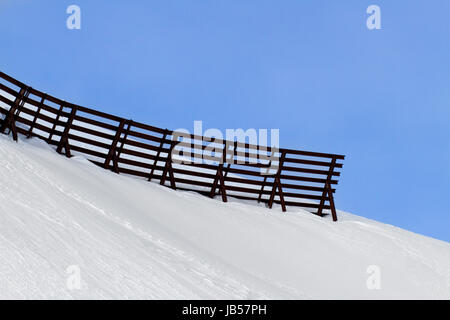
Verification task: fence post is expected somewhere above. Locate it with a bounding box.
[56,105,77,157]
[48,104,64,143]
[148,130,168,181]
[14,86,31,120]
[217,164,231,196]
[104,119,126,172]
[209,142,228,202]
[257,148,276,203]
[114,119,132,169]
[160,132,176,189]
[317,156,337,220]
[27,94,47,138]
[327,181,338,222]
[258,176,269,203]
[0,86,30,141]
[216,141,232,196]
[268,151,286,212]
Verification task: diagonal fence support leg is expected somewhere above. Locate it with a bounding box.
[27,94,46,138]
[104,119,126,172]
[14,87,31,121]
[217,163,231,196]
[48,104,64,143]
[317,156,337,218]
[326,181,338,222]
[275,176,286,211]
[268,176,287,212]
[0,86,30,141]
[148,130,168,182]
[112,119,132,173]
[212,143,230,200]
[268,151,286,212]
[210,163,227,203]
[217,167,227,202]
[56,106,77,157]
[160,136,176,190]
[258,176,269,203]
[257,149,277,203]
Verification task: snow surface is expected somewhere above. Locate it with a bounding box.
[0,134,449,299]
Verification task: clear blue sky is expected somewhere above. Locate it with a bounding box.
[1,1,449,242]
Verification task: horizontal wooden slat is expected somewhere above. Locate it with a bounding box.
[22,96,71,117]
[173,167,216,180]
[0,82,20,98]
[281,165,340,176]
[27,130,52,142]
[0,71,25,88]
[117,157,159,170]
[224,185,328,201]
[127,129,167,145]
[119,146,160,162]
[14,114,54,135]
[18,105,63,127]
[282,148,345,160]
[15,113,57,136]
[173,161,219,172]
[284,156,344,169]
[71,123,115,141]
[129,121,166,135]
[174,177,212,188]
[73,114,117,131]
[77,105,125,123]
[0,94,14,108]
[68,133,111,150]
[279,173,338,185]
[70,145,108,159]
[122,135,166,153]
[272,200,330,210]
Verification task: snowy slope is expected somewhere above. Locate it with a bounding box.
[0,134,449,299]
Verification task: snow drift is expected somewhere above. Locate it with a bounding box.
[0,134,449,299]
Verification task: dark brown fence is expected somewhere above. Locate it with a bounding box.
[0,71,345,221]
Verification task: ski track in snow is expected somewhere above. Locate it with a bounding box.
[0,134,449,299]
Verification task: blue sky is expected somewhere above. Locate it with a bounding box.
[1,1,449,241]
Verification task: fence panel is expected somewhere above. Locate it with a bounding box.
[0,71,345,221]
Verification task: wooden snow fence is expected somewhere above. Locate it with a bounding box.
[0,71,345,221]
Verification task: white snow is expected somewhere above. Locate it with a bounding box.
[0,134,449,299]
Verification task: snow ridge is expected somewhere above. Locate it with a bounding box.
[0,135,449,299]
